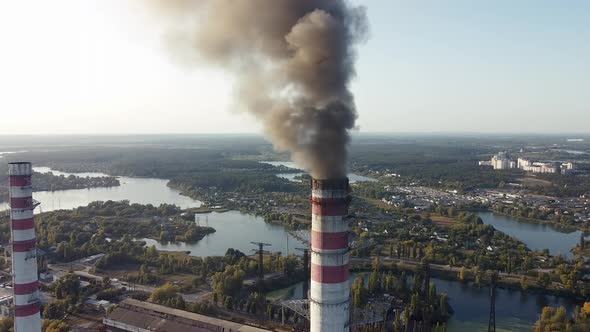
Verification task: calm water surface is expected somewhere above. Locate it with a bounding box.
[0,167,204,212]
[0,168,305,257]
[279,276,577,332]
[140,210,307,257]
[260,161,377,183]
[1,167,584,330]
[477,212,586,259]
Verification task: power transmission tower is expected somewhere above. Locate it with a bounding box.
[251,242,271,280]
[488,271,498,332]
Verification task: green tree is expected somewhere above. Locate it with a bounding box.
[54,274,81,304]
[149,283,186,310]
[102,276,111,288]
[384,272,395,293]
[224,296,234,310]
[537,273,551,289]
[458,266,467,282]
[42,320,70,332]
[534,306,571,332]
[43,300,69,320]
[351,276,368,308]
[211,265,245,298]
[428,283,437,301]
[368,270,380,294]
[397,271,408,296]
[521,275,528,291]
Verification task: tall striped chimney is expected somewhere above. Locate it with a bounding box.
[8,162,41,332]
[310,178,350,332]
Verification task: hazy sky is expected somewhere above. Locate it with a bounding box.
[0,0,588,135]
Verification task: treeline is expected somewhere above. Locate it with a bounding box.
[349,141,513,190]
[532,173,590,197]
[490,203,590,230]
[0,167,119,203]
[534,306,590,331]
[169,170,300,194]
[32,172,119,192]
[10,145,275,179]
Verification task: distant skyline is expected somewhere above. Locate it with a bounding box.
[0,0,588,135]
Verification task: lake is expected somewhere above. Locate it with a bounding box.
[477,212,586,259]
[1,167,583,330]
[278,276,578,332]
[140,210,307,257]
[0,167,204,212]
[0,167,306,257]
[260,161,377,183]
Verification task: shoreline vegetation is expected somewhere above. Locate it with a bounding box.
[350,260,586,300]
[490,208,588,234]
[0,170,120,204]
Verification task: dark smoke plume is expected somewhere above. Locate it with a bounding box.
[148,0,367,179]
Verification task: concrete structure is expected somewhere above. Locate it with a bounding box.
[310,178,351,332]
[104,298,271,332]
[491,152,516,170]
[519,159,559,173]
[517,158,531,169]
[562,162,576,174]
[482,154,566,174]
[8,162,41,332]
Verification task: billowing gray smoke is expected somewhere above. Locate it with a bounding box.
[148,0,367,179]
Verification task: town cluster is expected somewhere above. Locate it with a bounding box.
[479,151,576,174]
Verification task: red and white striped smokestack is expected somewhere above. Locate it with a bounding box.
[8,162,41,332]
[310,178,350,332]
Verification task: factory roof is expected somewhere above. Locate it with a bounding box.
[105,298,271,332]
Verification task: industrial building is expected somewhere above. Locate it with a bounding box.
[104,299,272,332]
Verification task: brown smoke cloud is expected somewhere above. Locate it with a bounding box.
[147,0,367,179]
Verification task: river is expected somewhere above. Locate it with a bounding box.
[477,212,586,259]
